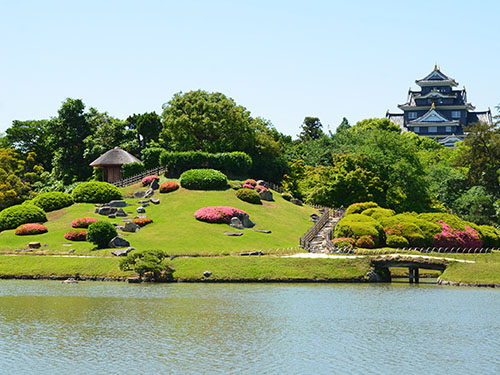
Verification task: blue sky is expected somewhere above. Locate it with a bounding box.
[1,0,499,136]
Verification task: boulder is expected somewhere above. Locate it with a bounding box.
[150,198,160,205]
[239,251,264,256]
[116,208,128,217]
[108,236,130,248]
[224,232,243,236]
[144,188,154,199]
[136,206,146,214]
[259,190,273,201]
[229,217,244,230]
[123,221,140,233]
[234,212,255,228]
[203,271,212,278]
[256,180,265,186]
[108,200,128,207]
[142,202,150,208]
[150,179,160,190]
[28,242,41,249]
[108,214,116,219]
[96,207,117,216]
[134,215,147,219]
[137,200,149,204]
[111,247,135,256]
[291,198,303,206]
[62,278,78,284]
[252,229,272,234]
[133,190,146,199]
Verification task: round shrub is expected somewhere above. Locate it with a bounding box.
[71,217,98,228]
[132,218,153,227]
[87,221,117,248]
[361,207,395,221]
[282,193,292,201]
[244,179,257,187]
[72,182,122,203]
[15,223,48,236]
[433,221,483,249]
[332,237,355,249]
[345,202,379,216]
[159,181,179,193]
[386,235,409,248]
[64,229,87,241]
[334,214,384,246]
[0,204,47,231]
[355,235,375,249]
[180,169,228,190]
[478,225,500,248]
[229,181,242,190]
[31,192,74,212]
[236,188,261,204]
[141,175,159,187]
[194,206,248,224]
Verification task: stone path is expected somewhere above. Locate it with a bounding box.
[307,217,341,253]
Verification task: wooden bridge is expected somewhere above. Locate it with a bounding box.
[370,255,447,283]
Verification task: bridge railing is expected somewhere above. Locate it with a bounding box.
[330,246,498,256]
[111,167,167,188]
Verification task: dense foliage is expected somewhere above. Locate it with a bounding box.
[235,188,261,204]
[119,249,173,281]
[31,192,74,212]
[0,204,47,231]
[72,181,122,203]
[86,221,117,248]
[122,162,145,179]
[180,169,228,190]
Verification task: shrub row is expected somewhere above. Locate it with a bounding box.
[180,169,228,190]
[31,192,74,212]
[72,182,122,203]
[122,162,146,179]
[160,151,252,177]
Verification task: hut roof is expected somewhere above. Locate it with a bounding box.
[90,147,141,167]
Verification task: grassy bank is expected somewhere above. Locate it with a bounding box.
[439,253,500,285]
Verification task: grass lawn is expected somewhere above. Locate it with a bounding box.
[0,180,316,256]
[439,252,500,285]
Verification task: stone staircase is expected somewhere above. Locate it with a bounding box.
[308,216,342,253]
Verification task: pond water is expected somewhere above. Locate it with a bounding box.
[0,280,499,374]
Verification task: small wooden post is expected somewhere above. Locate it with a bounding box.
[409,267,414,284]
[414,268,420,284]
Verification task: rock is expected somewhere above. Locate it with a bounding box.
[150,198,160,205]
[259,189,273,201]
[239,251,264,256]
[111,247,135,256]
[68,249,75,254]
[310,213,320,222]
[127,277,142,283]
[224,232,243,236]
[256,180,265,186]
[138,200,149,204]
[136,206,146,214]
[252,229,271,234]
[203,271,212,277]
[108,236,131,248]
[229,217,244,230]
[144,188,154,199]
[108,214,116,219]
[133,190,146,199]
[95,203,104,207]
[62,278,78,284]
[97,207,117,216]
[116,208,128,217]
[123,221,140,233]
[234,212,255,228]
[134,215,147,219]
[291,198,303,206]
[150,179,160,190]
[142,202,150,207]
[28,242,41,249]
[108,200,128,207]
[115,226,125,231]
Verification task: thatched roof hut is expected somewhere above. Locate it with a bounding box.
[90,147,141,183]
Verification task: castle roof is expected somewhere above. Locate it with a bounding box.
[416,65,458,87]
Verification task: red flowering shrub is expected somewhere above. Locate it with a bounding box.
[355,235,375,248]
[244,179,257,187]
[159,181,179,193]
[15,223,48,235]
[71,217,98,228]
[64,229,87,241]
[194,206,248,224]
[433,220,483,249]
[332,237,355,249]
[255,185,268,192]
[242,183,255,189]
[141,175,159,186]
[132,218,153,227]
[384,224,403,237]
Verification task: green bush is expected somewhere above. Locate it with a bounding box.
[361,207,395,221]
[478,225,500,248]
[355,235,375,249]
[141,147,166,170]
[31,192,74,212]
[381,213,441,247]
[72,181,122,203]
[119,249,173,281]
[334,214,384,246]
[345,202,379,216]
[386,235,409,248]
[0,204,47,231]
[122,162,146,178]
[229,181,242,190]
[160,151,252,177]
[86,221,117,249]
[235,188,261,204]
[179,169,228,190]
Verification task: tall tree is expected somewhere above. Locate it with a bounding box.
[299,117,323,141]
[136,112,162,147]
[336,117,351,133]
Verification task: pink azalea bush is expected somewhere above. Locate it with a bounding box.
[433,220,483,249]
[255,185,268,192]
[194,206,248,224]
[242,183,255,189]
[15,223,48,235]
[244,179,257,187]
[71,217,98,228]
[132,218,153,227]
[332,237,355,249]
[64,229,87,241]
[141,175,159,186]
[384,224,403,236]
[355,235,375,248]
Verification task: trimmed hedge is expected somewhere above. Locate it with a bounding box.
[64,229,87,241]
[87,221,117,249]
[15,223,48,236]
[0,204,47,231]
[160,151,252,177]
[72,182,122,203]
[122,162,146,179]
[355,235,375,249]
[159,181,179,193]
[71,217,98,228]
[333,214,384,246]
[194,206,247,224]
[180,169,228,190]
[236,188,261,204]
[386,235,409,248]
[478,225,500,248]
[141,147,165,170]
[345,201,379,216]
[31,192,74,212]
[332,237,355,249]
